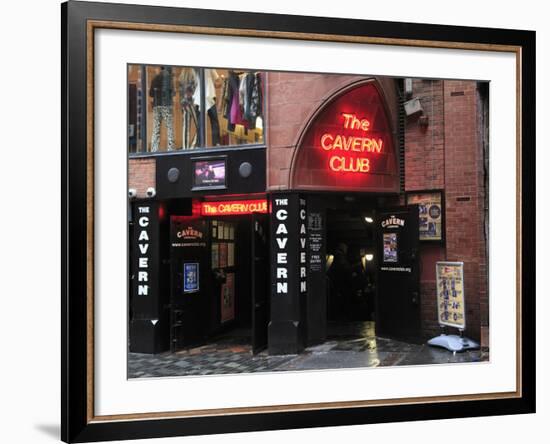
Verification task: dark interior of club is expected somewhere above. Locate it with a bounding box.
[325,204,377,324]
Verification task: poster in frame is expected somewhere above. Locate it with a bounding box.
[406,190,445,242]
[435,261,466,330]
[183,262,199,294]
[61,1,535,442]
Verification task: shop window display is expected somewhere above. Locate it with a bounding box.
[128,64,265,153]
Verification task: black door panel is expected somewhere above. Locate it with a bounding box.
[376,206,421,342]
[169,217,209,351]
[251,213,269,354]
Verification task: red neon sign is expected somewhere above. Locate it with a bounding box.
[320,112,384,174]
[291,82,399,192]
[201,199,268,216]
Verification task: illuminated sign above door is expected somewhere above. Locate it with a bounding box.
[201,199,268,216]
[320,113,384,173]
[291,81,399,193]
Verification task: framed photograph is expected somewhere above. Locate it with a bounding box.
[62,1,535,442]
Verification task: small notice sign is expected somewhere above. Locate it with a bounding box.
[435,262,466,329]
[183,262,199,293]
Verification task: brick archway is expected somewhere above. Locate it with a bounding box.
[288,78,400,193]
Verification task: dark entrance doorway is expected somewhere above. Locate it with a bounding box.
[324,200,422,345]
[376,206,421,342]
[326,206,377,323]
[169,212,270,354]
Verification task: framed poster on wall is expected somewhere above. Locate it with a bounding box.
[62,1,534,442]
[218,243,228,268]
[211,243,219,269]
[227,243,235,267]
[407,191,444,241]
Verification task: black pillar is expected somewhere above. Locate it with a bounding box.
[305,195,327,346]
[268,194,307,355]
[129,200,169,354]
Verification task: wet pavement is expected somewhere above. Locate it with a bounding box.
[128,322,488,378]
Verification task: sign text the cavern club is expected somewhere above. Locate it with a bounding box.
[201,199,268,216]
[320,112,383,174]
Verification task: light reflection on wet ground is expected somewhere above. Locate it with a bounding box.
[128,322,488,378]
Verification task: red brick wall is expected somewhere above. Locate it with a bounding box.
[405,80,445,191]
[405,80,446,339]
[267,73,398,190]
[128,158,156,198]
[443,81,487,342]
[404,79,488,341]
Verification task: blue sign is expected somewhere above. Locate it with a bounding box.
[183,263,199,293]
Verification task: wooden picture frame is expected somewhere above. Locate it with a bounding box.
[62,1,535,442]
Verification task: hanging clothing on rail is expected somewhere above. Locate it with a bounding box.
[221,70,263,136]
[178,68,200,149]
[222,71,241,132]
[239,73,249,120]
[243,72,263,130]
[150,66,175,151]
[205,69,221,146]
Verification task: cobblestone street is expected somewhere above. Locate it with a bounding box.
[129,322,488,378]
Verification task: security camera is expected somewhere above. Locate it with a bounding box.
[146,187,156,198]
[128,188,137,199]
